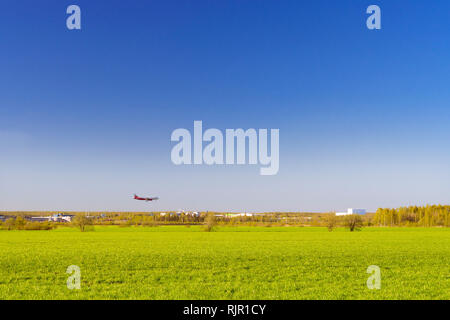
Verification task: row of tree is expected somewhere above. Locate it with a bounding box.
[0,217,55,230]
[373,205,450,227]
[2,205,449,231]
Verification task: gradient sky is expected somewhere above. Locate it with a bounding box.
[1,0,449,212]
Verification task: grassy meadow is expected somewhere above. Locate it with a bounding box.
[0,226,449,300]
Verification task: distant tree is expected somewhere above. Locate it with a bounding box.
[5,218,16,230]
[345,214,363,232]
[324,213,337,232]
[72,215,93,232]
[204,213,217,232]
[142,216,157,227]
[15,216,26,230]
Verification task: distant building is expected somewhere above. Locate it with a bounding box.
[50,213,74,222]
[336,208,366,216]
[30,216,51,222]
[222,213,254,218]
[239,213,253,217]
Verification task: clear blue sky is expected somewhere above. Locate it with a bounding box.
[1,0,449,212]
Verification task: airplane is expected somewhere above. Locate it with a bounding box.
[134,194,159,202]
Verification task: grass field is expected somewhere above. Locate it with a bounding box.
[0,226,449,299]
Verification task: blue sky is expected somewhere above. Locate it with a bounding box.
[1,0,449,212]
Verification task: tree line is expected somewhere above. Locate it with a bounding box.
[373,205,450,227]
[2,205,449,231]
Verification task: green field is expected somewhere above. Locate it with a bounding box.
[0,226,449,299]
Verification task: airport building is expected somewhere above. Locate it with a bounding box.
[336,208,366,216]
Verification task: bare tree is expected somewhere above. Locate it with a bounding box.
[324,213,337,232]
[345,214,363,232]
[73,215,93,232]
[204,213,217,232]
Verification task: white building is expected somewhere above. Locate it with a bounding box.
[240,213,253,217]
[336,208,366,216]
[51,213,74,222]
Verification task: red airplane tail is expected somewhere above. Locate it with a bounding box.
[134,194,138,199]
